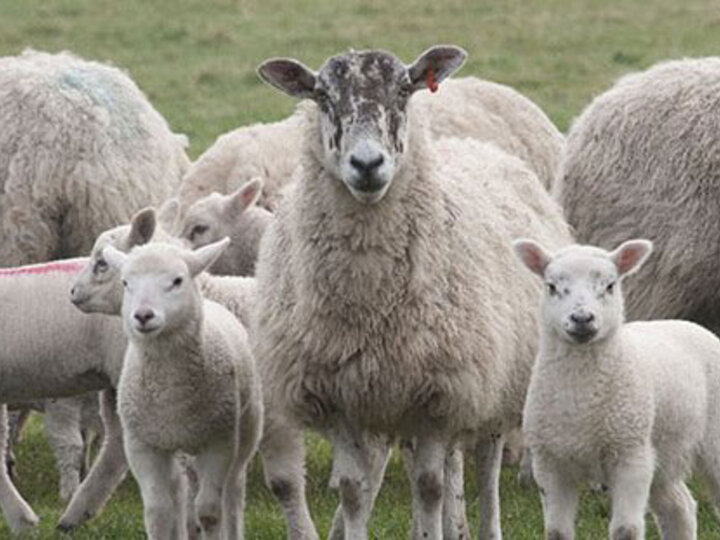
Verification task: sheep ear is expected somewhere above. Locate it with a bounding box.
[610,239,653,277]
[225,178,264,218]
[102,245,127,271]
[513,239,552,277]
[407,45,467,92]
[258,59,317,99]
[157,198,181,234]
[127,208,156,248]
[184,237,230,277]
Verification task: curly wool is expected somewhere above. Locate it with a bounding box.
[557,57,720,328]
[179,77,564,213]
[0,49,189,265]
[253,104,572,437]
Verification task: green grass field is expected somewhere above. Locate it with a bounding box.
[2,0,720,538]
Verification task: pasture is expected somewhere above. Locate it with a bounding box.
[2,0,720,537]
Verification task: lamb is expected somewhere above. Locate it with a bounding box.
[177,179,273,276]
[514,238,720,539]
[555,57,720,333]
[253,45,572,539]
[102,239,262,540]
[0,49,189,265]
[72,209,318,540]
[177,73,564,214]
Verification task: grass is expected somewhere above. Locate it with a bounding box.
[1,0,720,537]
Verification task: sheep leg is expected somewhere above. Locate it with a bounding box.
[194,442,233,540]
[649,480,696,539]
[44,397,84,502]
[608,446,654,540]
[330,423,381,540]
[260,414,318,540]
[328,434,391,540]
[409,433,447,540]
[0,403,39,532]
[533,452,578,540]
[126,435,185,540]
[58,389,128,530]
[517,447,535,488]
[475,434,504,540]
[401,440,469,540]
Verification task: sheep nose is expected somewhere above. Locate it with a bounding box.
[349,153,384,176]
[570,312,595,325]
[134,308,155,325]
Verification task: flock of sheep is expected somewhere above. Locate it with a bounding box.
[0,41,719,540]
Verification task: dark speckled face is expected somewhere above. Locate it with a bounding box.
[258,45,467,204]
[313,51,413,203]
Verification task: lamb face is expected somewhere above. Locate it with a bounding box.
[514,239,652,345]
[258,45,466,204]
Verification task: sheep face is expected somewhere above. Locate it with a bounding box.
[514,240,652,346]
[103,239,229,339]
[70,208,156,315]
[258,45,466,204]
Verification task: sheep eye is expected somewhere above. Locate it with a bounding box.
[314,88,329,102]
[398,84,413,99]
[190,225,208,241]
[606,282,615,294]
[94,259,108,274]
[547,283,558,296]
[122,279,128,288]
[172,277,183,288]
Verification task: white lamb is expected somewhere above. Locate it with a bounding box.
[177,179,272,276]
[103,239,262,540]
[514,238,720,540]
[177,73,564,213]
[254,45,572,539]
[72,210,320,540]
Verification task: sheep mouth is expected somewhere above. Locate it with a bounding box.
[566,327,598,344]
[133,324,161,336]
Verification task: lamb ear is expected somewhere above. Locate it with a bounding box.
[184,237,231,277]
[407,45,467,92]
[225,178,264,218]
[610,239,653,277]
[157,198,181,234]
[513,239,552,277]
[127,208,156,248]
[102,245,128,271]
[258,59,317,99]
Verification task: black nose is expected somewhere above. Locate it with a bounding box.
[350,154,384,175]
[134,308,155,325]
[570,312,595,325]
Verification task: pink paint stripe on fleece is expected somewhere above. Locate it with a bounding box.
[0,258,88,277]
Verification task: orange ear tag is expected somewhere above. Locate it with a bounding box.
[426,65,439,93]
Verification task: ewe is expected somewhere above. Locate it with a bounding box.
[104,239,262,540]
[557,58,720,332]
[253,44,571,539]
[515,239,720,540]
[178,72,564,213]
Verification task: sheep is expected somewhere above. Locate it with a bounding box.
[253,45,572,539]
[72,208,318,540]
[0,49,189,266]
[555,57,720,333]
[102,239,263,540]
[177,74,564,214]
[514,238,720,539]
[178,179,273,276]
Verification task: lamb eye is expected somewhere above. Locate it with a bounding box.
[606,282,615,294]
[191,225,208,240]
[314,88,329,102]
[398,84,413,99]
[547,283,558,296]
[122,279,128,288]
[172,277,183,288]
[94,259,108,274]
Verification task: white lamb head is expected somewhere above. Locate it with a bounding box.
[513,239,653,345]
[257,44,467,204]
[179,178,263,250]
[103,238,229,338]
[69,200,180,315]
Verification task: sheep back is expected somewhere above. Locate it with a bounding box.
[0,49,189,265]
